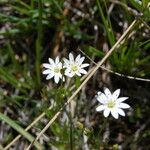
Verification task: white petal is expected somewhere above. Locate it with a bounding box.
[63,58,70,66]
[54,75,60,83]
[46,74,54,80]
[65,70,74,77]
[76,72,81,76]
[75,54,81,62]
[104,88,112,98]
[119,103,130,109]
[42,69,51,74]
[78,57,85,65]
[43,63,51,68]
[48,58,54,64]
[65,68,71,73]
[79,69,87,74]
[55,56,59,64]
[111,109,119,119]
[58,73,62,78]
[112,89,120,100]
[69,53,74,61]
[96,105,106,111]
[96,93,107,104]
[116,97,128,103]
[58,62,62,68]
[103,109,110,117]
[81,63,89,68]
[117,108,125,116]
[97,91,102,95]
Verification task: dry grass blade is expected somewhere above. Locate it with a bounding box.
[79,49,150,82]
[26,19,137,150]
[3,110,47,150]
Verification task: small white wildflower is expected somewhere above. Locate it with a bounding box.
[42,56,63,84]
[63,53,89,77]
[96,88,130,119]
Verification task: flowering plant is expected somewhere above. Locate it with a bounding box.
[42,53,89,83]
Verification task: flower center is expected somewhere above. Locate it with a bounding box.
[71,65,78,72]
[54,67,60,73]
[107,100,115,108]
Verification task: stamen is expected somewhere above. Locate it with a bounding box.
[107,100,115,108]
[54,67,60,73]
[71,65,78,72]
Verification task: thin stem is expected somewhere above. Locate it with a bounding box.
[69,107,73,150]
[96,0,115,46]
[78,49,150,82]
[98,119,107,138]
[35,0,42,88]
[98,119,107,147]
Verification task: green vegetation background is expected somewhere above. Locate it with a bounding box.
[0,0,150,149]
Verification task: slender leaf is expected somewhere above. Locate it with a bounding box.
[0,112,43,149]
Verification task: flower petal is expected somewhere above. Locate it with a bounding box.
[76,72,81,76]
[96,93,107,104]
[46,73,54,80]
[57,62,62,68]
[42,69,51,74]
[75,54,81,62]
[96,105,106,111]
[69,53,74,62]
[97,91,102,95]
[78,57,85,65]
[111,109,119,119]
[117,108,125,116]
[116,97,128,103]
[63,58,70,66]
[112,89,120,100]
[48,58,54,64]
[104,88,112,98]
[54,75,60,83]
[81,63,89,68]
[79,69,87,74]
[103,109,110,117]
[58,73,62,78]
[43,63,51,68]
[65,70,74,77]
[55,56,59,64]
[119,103,130,109]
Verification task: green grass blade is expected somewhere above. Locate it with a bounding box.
[96,0,115,46]
[130,0,142,11]
[6,43,18,67]
[0,67,31,91]
[35,0,43,88]
[0,112,43,149]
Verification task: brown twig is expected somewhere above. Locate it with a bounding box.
[78,49,150,82]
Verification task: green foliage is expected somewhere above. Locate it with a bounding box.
[84,46,104,58]
[111,39,150,76]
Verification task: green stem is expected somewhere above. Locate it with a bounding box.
[35,0,43,88]
[98,119,107,145]
[96,0,115,46]
[70,114,73,150]
[30,0,34,8]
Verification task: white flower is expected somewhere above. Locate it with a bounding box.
[42,56,63,84]
[96,88,130,119]
[63,53,89,77]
